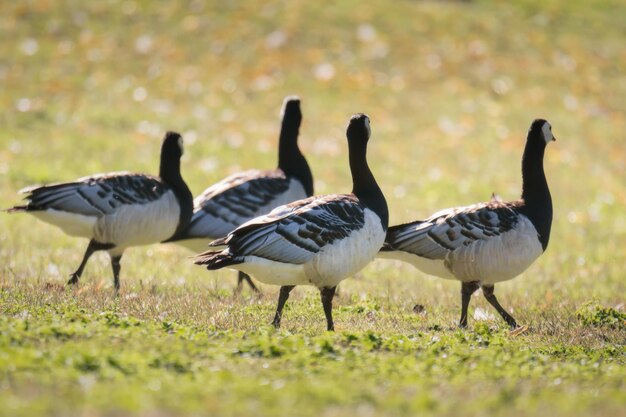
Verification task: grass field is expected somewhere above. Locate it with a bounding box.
[1,0,625,416]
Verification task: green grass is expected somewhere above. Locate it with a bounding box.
[1,0,625,416]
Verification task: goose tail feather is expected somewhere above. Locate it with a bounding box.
[194,250,243,270]
[6,205,29,213]
[207,236,229,247]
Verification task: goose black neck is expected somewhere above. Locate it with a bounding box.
[160,154,193,239]
[349,141,388,230]
[520,137,552,250]
[277,116,314,196]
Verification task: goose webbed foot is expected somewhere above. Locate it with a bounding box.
[271,285,295,328]
[320,286,337,331]
[67,273,80,286]
[459,281,480,328]
[481,284,518,329]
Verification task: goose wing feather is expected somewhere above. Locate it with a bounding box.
[386,201,523,259]
[218,194,366,264]
[186,169,293,238]
[18,172,168,216]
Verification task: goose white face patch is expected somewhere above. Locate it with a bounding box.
[541,122,554,144]
[178,137,184,155]
[364,117,371,139]
[280,96,298,117]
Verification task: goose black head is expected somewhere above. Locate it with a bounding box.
[528,119,556,146]
[346,113,371,145]
[281,96,302,128]
[161,131,184,160]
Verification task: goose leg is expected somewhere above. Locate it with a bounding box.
[481,284,517,329]
[235,271,259,294]
[67,240,111,286]
[234,272,244,294]
[459,281,480,328]
[110,254,123,293]
[271,285,295,328]
[320,286,337,331]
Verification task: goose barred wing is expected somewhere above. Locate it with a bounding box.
[187,170,292,238]
[16,172,168,216]
[220,194,366,264]
[385,201,522,259]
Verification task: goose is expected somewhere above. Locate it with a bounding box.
[168,96,314,292]
[380,119,555,329]
[8,131,193,291]
[194,114,388,331]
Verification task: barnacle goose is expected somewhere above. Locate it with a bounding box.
[195,114,388,331]
[9,132,193,291]
[168,97,313,292]
[380,119,556,329]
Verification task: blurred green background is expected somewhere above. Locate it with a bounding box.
[0,1,624,416]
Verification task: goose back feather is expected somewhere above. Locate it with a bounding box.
[196,194,385,287]
[380,200,543,284]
